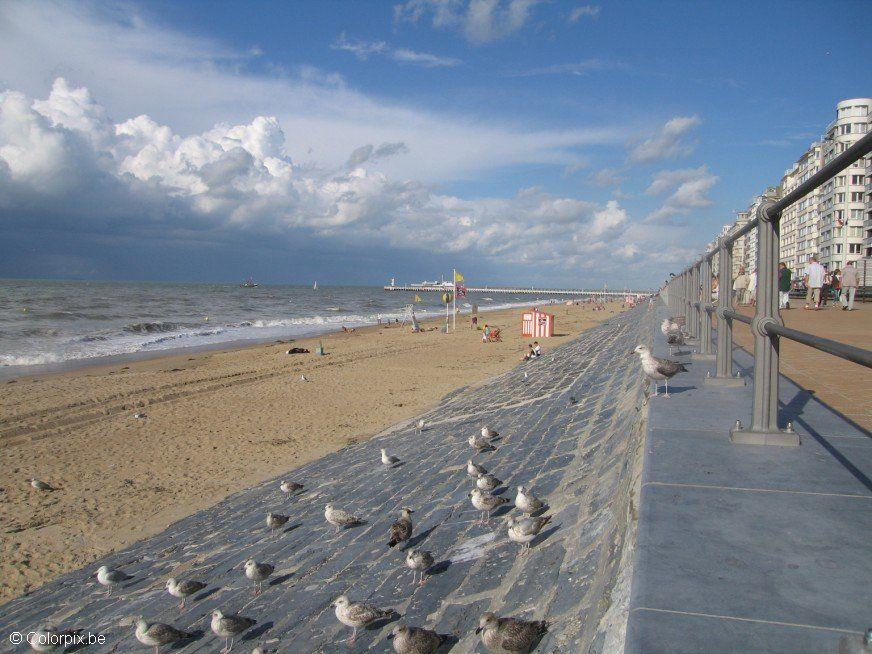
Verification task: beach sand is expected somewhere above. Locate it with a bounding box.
[0,301,625,602]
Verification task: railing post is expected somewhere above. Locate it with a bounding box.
[730,201,799,446]
[691,263,701,340]
[707,237,744,386]
[694,256,715,360]
[683,270,693,339]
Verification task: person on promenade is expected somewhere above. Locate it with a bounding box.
[532,341,541,357]
[482,324,490,343]
[711,275,719,302]
[748,268,758,306]
[471,314,478,329]
[804,256,825,310]
[840,260,859,311]
[820,265,831,307]
[732,267,748,306]
[778,262,792,310]
[830,268,842,307]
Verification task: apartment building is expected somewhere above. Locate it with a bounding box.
[778,142,823,280]
[864,108,872,284]
[817,98,870,274]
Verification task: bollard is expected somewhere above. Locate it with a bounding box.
[730,201,799,446]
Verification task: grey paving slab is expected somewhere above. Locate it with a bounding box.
[626,302,872,654]
[0,306,656,654]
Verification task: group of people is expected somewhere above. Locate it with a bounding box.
[718,257,861,312]
[796,256,860,311]
[522,341,541,361]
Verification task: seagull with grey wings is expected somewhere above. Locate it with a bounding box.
[325,503,365,531]
[279,480,304,495]
[476,612,548,654]
[96,565,132,595]
[633,345,688,398]
[381,448,400,467]
[210,609,256,653]
[266,512,290,534]
[515,486,544,515]
[134,617,198,654]
[469,488,509,524]
[28,478,58,491]
[388,624,446,654]
[661,319,686,353]
[467,459,487,477]
[165,578,207,609]
[469,432,495,453]
[27,626,83,653]
[506,515,552,553]
[405,548,434,586]
[244,559,274,595]
[476,472,501,492]
[333,595,393,644]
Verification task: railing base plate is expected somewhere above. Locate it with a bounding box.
[704,376,746,387]
[730,429,800,447]
[691,353,716,361]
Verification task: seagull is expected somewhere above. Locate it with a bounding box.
[28,478,57,491]
[523,371,528,381]
[388,508,414,548]
[469,433,495,453]
[134,617,197,654]
[476,473,502,492]
[506,515,552,553]
[568,396,578,405]
[279,481,304,495]
[515,486,544,515]
[469,488,509,525]
[476,612,548,654]
[165,577,207,609]
[134,412,147,419]
[837,627,872,654]
[404,549,434,586]
[467,459,488,477]
[481,426,499,440]
[266,512,290,533]
[27,626,82,653]
[210,609,256,654]
[417,418,426,433]
[300,374,309,382]
[325,503,364,531]
[633,345,688,397]
[244,559,274,595]
[381,448,400,467]
[388,624,445,654]
[96,565,132,595]
[333,595,392,644]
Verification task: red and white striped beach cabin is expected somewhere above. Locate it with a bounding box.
[521,310,555,338]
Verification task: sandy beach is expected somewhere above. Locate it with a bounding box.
[0,301,624,602]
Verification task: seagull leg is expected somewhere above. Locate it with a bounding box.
[664,379,670,398]
[348,627,358,644]
[178,598,185,610]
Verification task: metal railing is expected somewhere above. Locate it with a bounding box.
[664,130,872,446]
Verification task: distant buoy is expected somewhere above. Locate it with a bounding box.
[204,316,209,322]
[22,307,28,313]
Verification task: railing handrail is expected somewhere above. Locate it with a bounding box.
[662,128,871,445]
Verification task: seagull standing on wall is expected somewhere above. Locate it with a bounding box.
[633,345,687,398]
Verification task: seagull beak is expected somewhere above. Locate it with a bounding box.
[387,633,394,640]
[475,627,482,634]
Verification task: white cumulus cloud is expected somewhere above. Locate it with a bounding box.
[628,115,702,164]
[394,0,542,45]
[644,166,718,224]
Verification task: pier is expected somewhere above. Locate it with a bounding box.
[383,283,648,297]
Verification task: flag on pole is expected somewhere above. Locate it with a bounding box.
[414,294,422,302]
[454,271,464,283]
[455,283,467,298]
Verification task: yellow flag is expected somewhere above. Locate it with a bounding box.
[454,270,464,283]
[414,295,422,302]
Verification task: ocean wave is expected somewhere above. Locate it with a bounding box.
[124,321,193,334]
[0,352,63,366]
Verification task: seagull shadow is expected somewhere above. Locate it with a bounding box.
[193,587,221,602]
[405,525,438,550]
[435,634,460,653]
[65,630,100,653]
[367,611,400,632]
[283,523,302,534]
[426,560,451,576]
[658,385,693,396]
[167,630,205,651]
[492,504,513,518]
[241,622,273,642]
[531,525,560,548]
[531,505,550,518]
[269,573,294,586]
[387,462,407,470]
[491,486,508,496]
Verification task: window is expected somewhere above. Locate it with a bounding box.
[857,123,869,133]
[840,124,852,135]
[836,175,846,186]
[851,192,864,202]
[849,243,861,254]
[851,175,865,185]
[851,209,863,220]
[835,244,842,254]
[836,193,846,203]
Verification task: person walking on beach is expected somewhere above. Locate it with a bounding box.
[732,267,749,306]
[840,260,859,311]
[778,262,792,310]
[820,265,831,307]
[804,256,825,310]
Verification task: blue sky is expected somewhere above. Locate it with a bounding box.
[0,0,869,288]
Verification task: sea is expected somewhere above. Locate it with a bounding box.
[0,279,572,376]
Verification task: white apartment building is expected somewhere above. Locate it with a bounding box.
[778,142,822,279]
[731,211,750,280]
[864,108,872,284]
[817,98,870,275]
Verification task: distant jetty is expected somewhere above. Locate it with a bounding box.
[383,283,647,297]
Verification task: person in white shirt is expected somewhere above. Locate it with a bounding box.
[748,269,758,306]
[804,256,825,310]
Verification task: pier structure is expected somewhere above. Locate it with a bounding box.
[383,283,648,297]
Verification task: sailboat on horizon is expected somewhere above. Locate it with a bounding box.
[313,281,318,290]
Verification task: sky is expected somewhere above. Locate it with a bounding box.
[0,0,869,288]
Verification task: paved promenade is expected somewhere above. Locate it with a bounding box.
[626,303,872,653]
[0,307,655,653]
